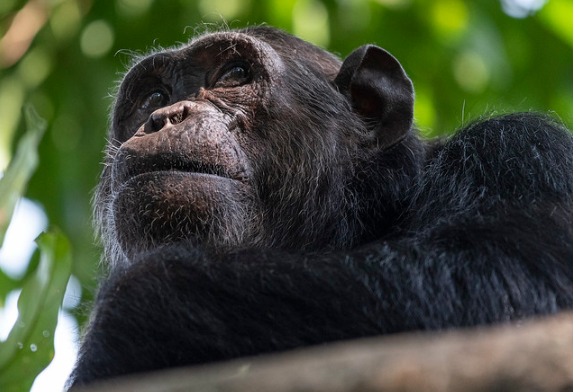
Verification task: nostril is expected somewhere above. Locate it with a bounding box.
[147,111,167,133]
[170,103,192,125]
[144,102,194,133]
[170,112,182,125]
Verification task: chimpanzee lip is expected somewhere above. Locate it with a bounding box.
[116,170,249,200]
[128,170,244,184]
[148,161,233,179]
[112,153,249,192]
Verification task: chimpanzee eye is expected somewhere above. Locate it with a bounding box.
[215,65,249,87]
[140,91,168,110]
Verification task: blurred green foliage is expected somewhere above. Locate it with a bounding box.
[0,230,71,392]
[0,106,71,391]
[0,0,572,389]
[0,107,45,246]
[0,106,46,300]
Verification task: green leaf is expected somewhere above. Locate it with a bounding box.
[0,269,18,303]
[0,106,46,247]
[0,229,72,392]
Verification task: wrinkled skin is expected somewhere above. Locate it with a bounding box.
[69,27,573,389]
[96,27,421,266]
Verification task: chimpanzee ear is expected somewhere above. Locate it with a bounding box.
[335,45,414,148]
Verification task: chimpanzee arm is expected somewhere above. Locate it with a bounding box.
[69,213,573,388]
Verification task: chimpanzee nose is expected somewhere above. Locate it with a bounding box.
[146,102,192,133]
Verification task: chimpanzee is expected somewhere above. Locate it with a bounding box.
[68,26,573,388]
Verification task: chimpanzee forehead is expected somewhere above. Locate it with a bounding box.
[184,31,286,74]
[186,28,341,79]
[121,27,341,92]
[122,31,285,86]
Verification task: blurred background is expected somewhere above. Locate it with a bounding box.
[0,0,572,390]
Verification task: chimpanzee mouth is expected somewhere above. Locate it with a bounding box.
[158,161,232,179]
[131,165,234,181]
[124,171,246,192]
[112,151,249,192]
[130,162,245,182]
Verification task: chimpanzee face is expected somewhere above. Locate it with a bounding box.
[94,28,414,266]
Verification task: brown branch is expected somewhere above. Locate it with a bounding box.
[78,312,573,392]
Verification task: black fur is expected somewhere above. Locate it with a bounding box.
[68,27,573,388]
